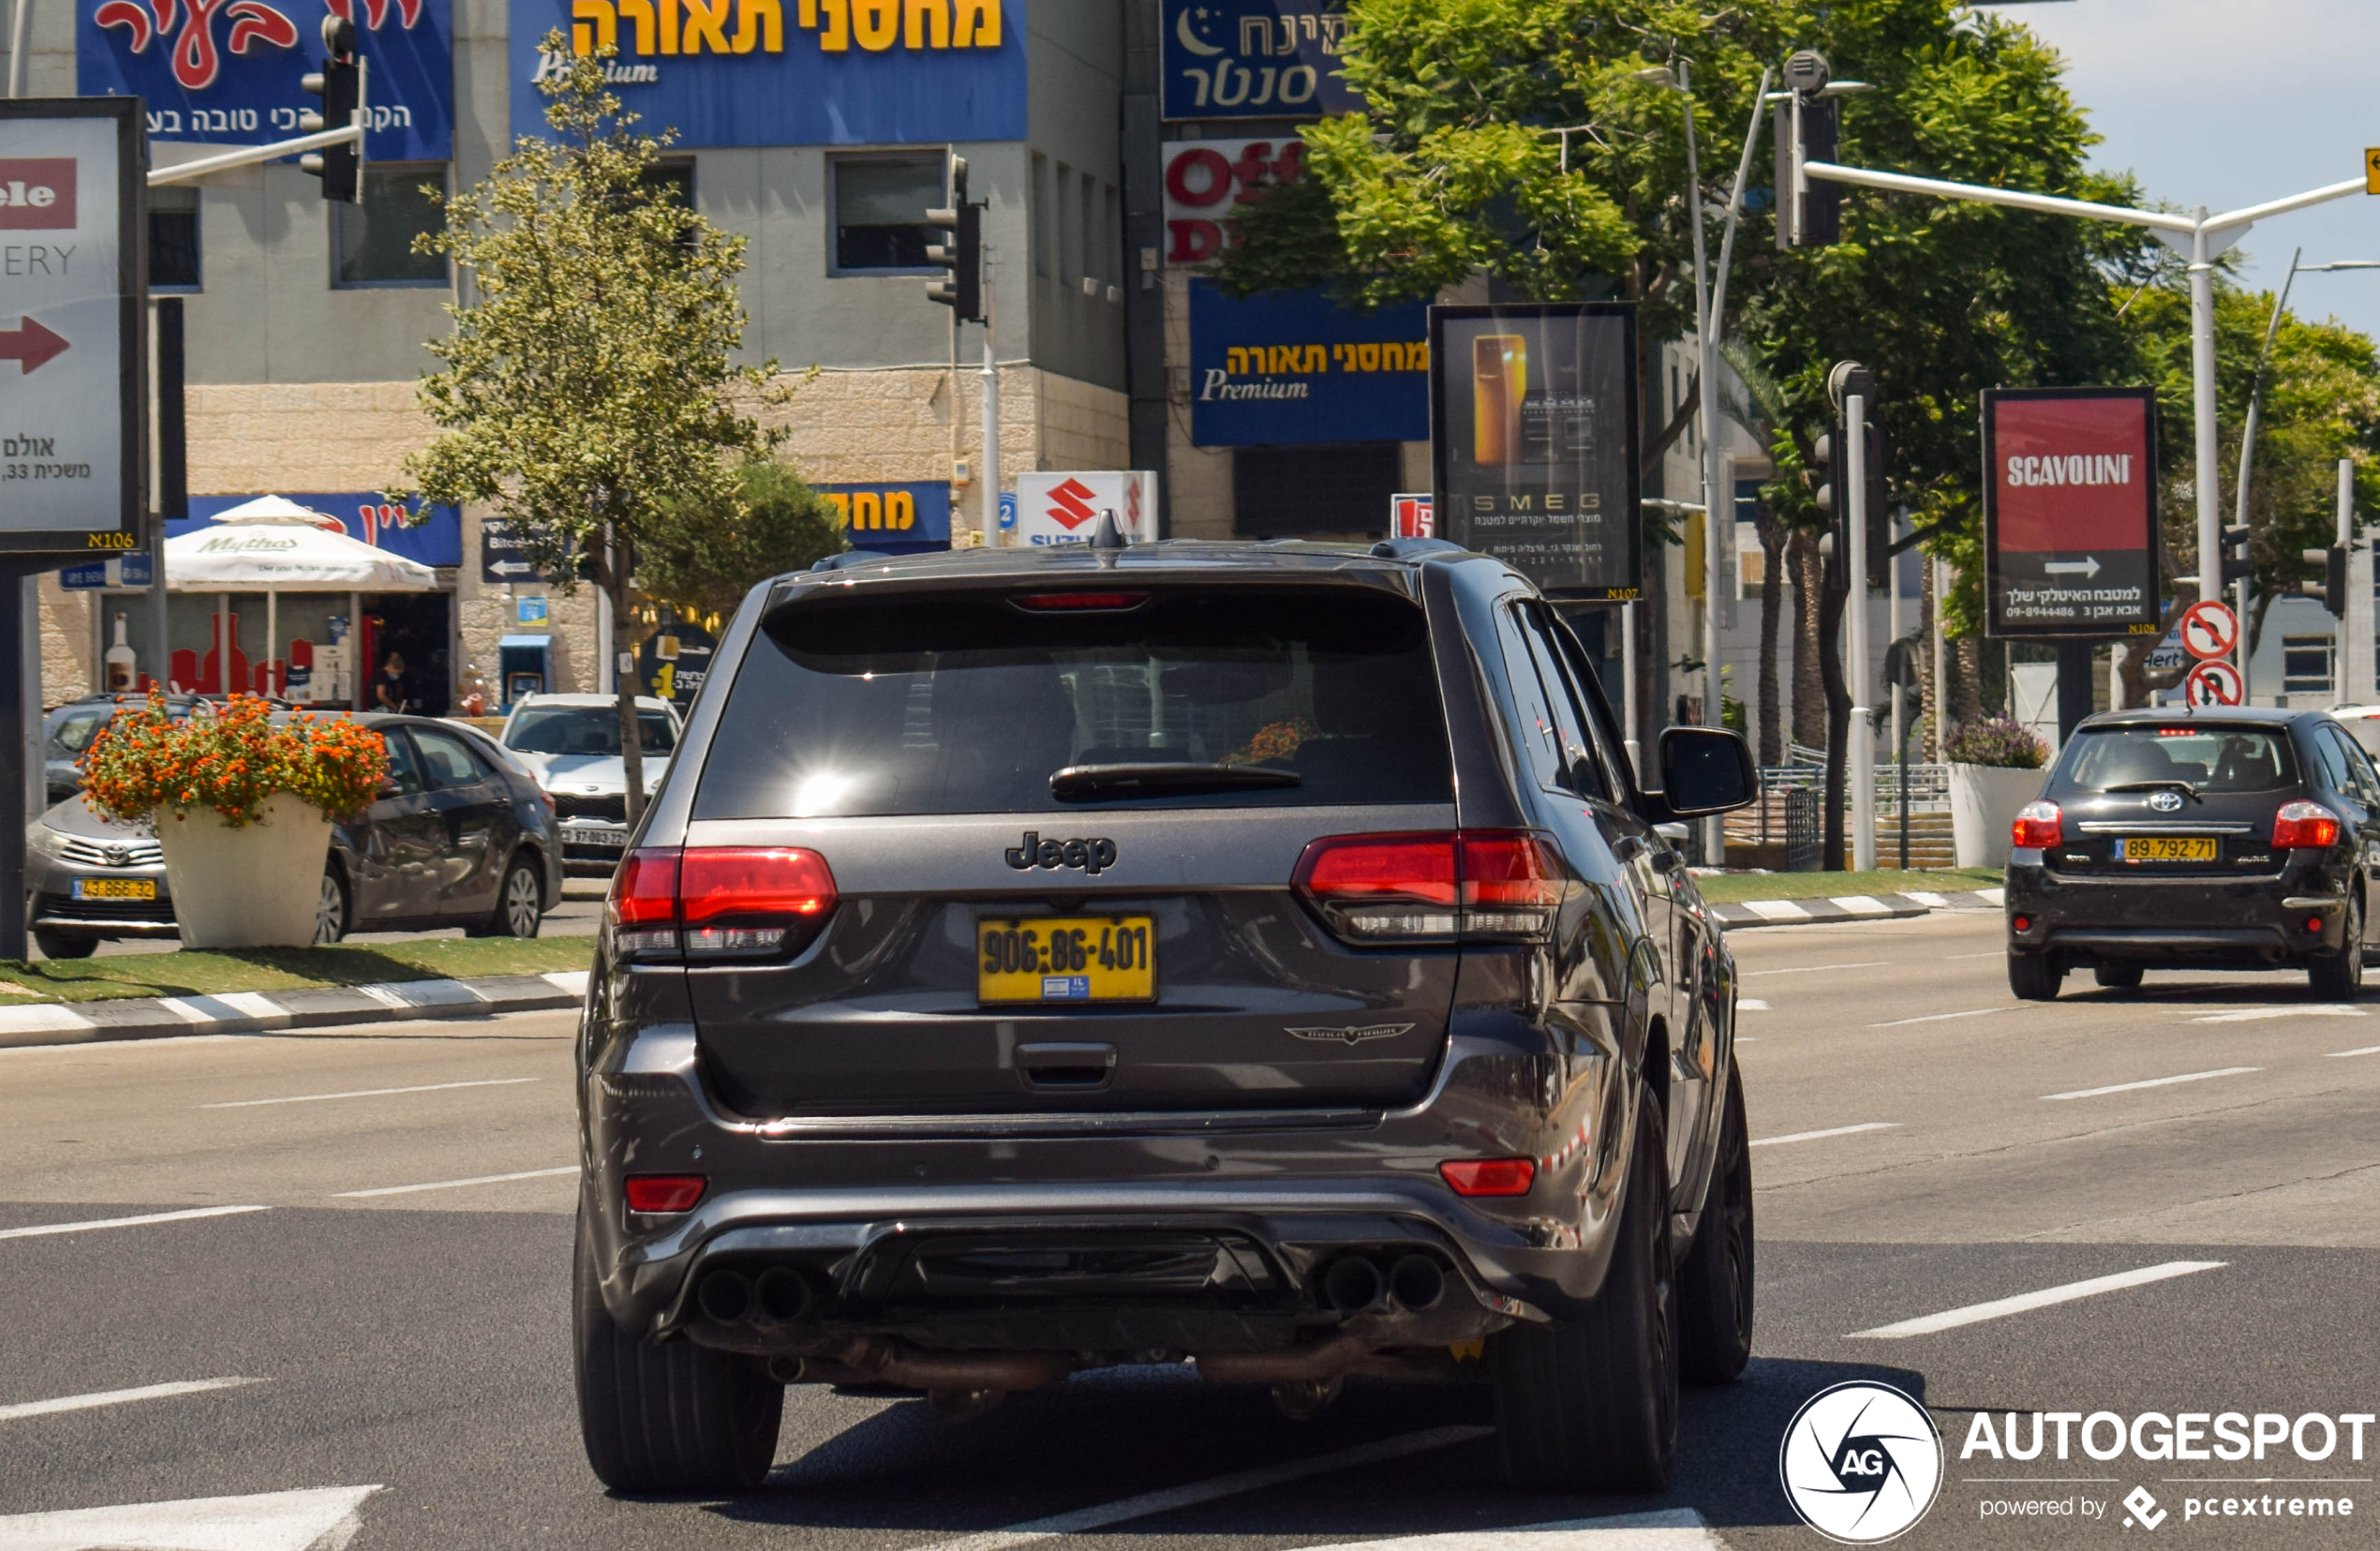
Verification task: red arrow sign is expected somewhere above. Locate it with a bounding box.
[0,317,67,374]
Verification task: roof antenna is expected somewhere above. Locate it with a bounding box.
[1089,509,1129,551]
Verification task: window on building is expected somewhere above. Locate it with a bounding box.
[1055,160,1076,285]
[150,185,201,291]
[2284,635,2336,696]
[1231,443,1404,538]
[1078,170,1095,289]
[333,163,449,288]
[1032,153,1050,276]
[1103,182,1120,291]
[642,159,695,207]
[829,156,943,273]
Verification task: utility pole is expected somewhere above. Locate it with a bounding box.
[980,253,999,545]
[1846,390,1874,871]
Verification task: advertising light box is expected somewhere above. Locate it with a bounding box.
[1188,279,1427,448]
[1160,0,1358,121]
[1983,387,2160,638]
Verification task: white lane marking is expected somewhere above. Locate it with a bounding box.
[201,1077,540,1110]
[0,1484,379,1550]
[1736,999,1771,1011]
[2045,1067,2261,1101]
[1292,1510,1721,1551]
[334,1165,577,1199]
[1744,961,1889,978]
[1871,1007,2011,1027]
[1749,1122,1898,1149]
[0,1205,270,1242]
[0,1378,262,1423]
[2326,1044,2380,1058]
[2189,999,2360,1022]
[909,1424,1495,1551]
[1947,951,2002,960]
[1847,1260,2226,1340]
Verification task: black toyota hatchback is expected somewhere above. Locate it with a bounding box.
[2005,707,2380,1000]
[574,535,1763,1496]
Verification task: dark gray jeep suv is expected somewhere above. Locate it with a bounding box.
[573,536,1762,1496]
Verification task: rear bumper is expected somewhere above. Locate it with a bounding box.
[2005,853,2351,965]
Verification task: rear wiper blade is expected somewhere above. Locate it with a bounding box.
[2104,779,2201,800]
[1050,762,1302,800]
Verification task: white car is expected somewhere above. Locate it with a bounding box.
[498,693,684,874]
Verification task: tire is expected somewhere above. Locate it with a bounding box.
[2309,895,2364,1001]
[1676,1065,1753,1386]
[32,928,96,960]
[2092,962,2144,991]
[473,856,543,939]
[314,866,350,946]
[2008,950,2062,1001]
[574,1216,782,1494]
[1491,1081,1678,1493]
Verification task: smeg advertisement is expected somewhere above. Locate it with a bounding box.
[1430,302,1639,600]
[508,0,1024,147]
[1983,385,2160,638]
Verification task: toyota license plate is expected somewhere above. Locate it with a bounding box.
[978,916,1156,1004]
[71,877,156,901]
[2113,836,2217,862]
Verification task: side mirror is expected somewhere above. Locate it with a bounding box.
[1657,726,1759,817]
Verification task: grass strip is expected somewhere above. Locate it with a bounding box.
[1693,867,2001,904]
[0,934,594,1005]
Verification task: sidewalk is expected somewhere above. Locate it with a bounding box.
[1710,887,2004,929]
[0,970,590,1049]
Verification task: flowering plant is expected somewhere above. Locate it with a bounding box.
[80,693,392,828]
[1944,715,2048,770]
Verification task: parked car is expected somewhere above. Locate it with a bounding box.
[25,712,561,956]
[42,693,204,804]
[573,536,1762,1495]
[2005,707,2380,998]
[498,693,683,873]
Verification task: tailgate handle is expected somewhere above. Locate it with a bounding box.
[1017,1041,1118,1090]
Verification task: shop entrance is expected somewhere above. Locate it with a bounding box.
[360,591,453,716]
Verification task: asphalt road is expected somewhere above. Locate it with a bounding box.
[3,908,2376,1550]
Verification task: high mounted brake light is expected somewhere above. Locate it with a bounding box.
[1292,830,1569,945]
[1010,591,1150,611]
[607,846,839,962]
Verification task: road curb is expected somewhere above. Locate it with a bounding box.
[1712,887,2004,929]
[0,970,590,1050]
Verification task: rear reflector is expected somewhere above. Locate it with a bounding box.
[1294,830,1567,944]
[624,1175,706,1213]
[1011,591,1150,611]
[1439,1158,1537,1197]
[607,846,838,962]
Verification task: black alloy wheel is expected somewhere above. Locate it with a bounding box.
[1678,1063,1754,1384]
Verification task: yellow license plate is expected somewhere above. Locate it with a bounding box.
[2114,837,2217,862]
[978,916,1156,1004]
[72,877,156,901]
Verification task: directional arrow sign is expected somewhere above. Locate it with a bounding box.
[0,316,67,373]
[0,1485,379,1550]
[2041,556,2102,578]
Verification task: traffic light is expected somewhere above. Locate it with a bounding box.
[1773,49,1839,249]
[2218,523,2253,587]
[299,14,365,203]
[925,155,982,323]
[2301,544,2348,618]
[1810,363,1887,588]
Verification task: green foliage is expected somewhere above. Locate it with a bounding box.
[396,37,781,593]
[642,459,849,622]
[1943,714,2046,768]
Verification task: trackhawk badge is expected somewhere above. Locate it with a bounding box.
[1286,1022,1415,1047]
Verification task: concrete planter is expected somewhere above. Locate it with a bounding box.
[157,791,334,948]
[1950,762,2046,870]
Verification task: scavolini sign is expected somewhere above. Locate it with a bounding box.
[1983,386,2160,638]
[509,0,1022,146]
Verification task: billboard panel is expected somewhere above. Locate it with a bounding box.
[1983,387,2159,637]
[1160,0,1358,121]
[1015,470,1155,545]
[1430,303,1638,600]
[1187,279,1426,447]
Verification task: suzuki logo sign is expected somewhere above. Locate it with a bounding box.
[1014,470,1159,547]
[1044,477,1099,530]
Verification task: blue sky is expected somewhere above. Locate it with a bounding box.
[1978,0,2380,342]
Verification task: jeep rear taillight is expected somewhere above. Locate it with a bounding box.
[2273,800,2342,850]
[607,846,838,962]
[1293,830,1568,945]
[2012,800,2062,850]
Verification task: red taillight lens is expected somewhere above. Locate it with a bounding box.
[2012,800,2062,850]
[2274,800,2342,849]
[1293,830,1567,945]
[606,846,838,961]
[624,1175,706,1214]
[1439,1158,1537,1197]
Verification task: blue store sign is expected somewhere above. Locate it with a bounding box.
[1188,279,1427,448]
[818,481,950,553]
[508,0,1024,148]
[171,493,462,569]
[79,0,454,162]
[1160,0,1358,121]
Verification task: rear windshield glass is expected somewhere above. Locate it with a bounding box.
[504,707,677,755]
[692,586,1453,816]
[2058,725,2298,795]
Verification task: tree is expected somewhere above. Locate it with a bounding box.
[643,459,850,625]
[400,37,781,823]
